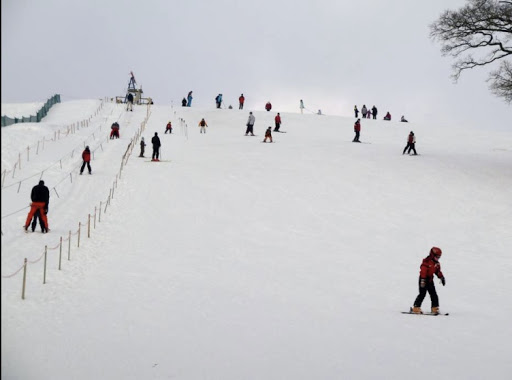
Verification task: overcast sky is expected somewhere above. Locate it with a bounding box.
[1,0,510,129]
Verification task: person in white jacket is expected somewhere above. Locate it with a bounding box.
[245,112,255,136]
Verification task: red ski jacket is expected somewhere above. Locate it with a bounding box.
[419,256,444,282]
[82,149,91,162]
[275,115,281,123]
[354,121,361,132]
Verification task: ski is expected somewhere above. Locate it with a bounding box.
[401,311,449,316]
[145,160,171,162]
[274,131,287,133]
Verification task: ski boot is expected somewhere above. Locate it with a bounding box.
[411,306,423,314]
[431,307,440,315]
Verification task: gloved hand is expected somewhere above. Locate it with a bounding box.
[441,277,446,286]
[420,279,426,288]
[44,205,48,214]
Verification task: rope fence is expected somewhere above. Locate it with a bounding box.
[1,103,153,300]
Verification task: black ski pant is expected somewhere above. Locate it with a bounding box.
[403,143,417,155]
[239,103,244,109]
[353,131,360,142]
[80,161,91,174]
[245,125,254,135]
[414,278,439,308]
[152,147,160,160]
[274,122,280,131]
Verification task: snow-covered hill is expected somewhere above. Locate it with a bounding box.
[2,99,511,379]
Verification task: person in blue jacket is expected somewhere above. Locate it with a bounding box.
[215,94,223,109]
[187,91,193,107]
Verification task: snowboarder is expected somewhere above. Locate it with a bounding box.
[263,127,273,143]
[245,112,255,136]
[274,113,281,132]
[139,137,146,157]
[354,105,359,118]
[403,131,417,155]
[361,105,368,118]
[24,180,49,233]
[411,247,446,314]
[151,132,161,161]
[127,93,134,111]
[239,94,245,109]
[353,119,361,142]
[80,146,92,175]
[265,101,272,112]
[165,121,172,134]
[187,91,193,107]
[198,118,208,133]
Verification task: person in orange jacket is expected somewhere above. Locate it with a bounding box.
[24,180,49,233]
[265,101,272,111]
[411,247,446,314]
[80,146,92,175]
[239,94,245,110]
[274,113,282,132]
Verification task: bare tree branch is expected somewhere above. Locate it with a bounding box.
[430,0,512,102]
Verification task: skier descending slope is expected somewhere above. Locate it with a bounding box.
[410,247,446,315]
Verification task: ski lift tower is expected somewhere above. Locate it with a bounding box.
[125,71,143,104]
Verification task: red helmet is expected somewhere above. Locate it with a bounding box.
[430,247,442,258]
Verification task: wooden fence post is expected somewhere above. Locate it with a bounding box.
[43,246,47,284]
[21,258,27,300]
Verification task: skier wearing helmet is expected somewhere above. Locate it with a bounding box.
[411,247,446,314]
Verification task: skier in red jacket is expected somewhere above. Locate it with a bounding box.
[80,146,92,175]
[274,113,281,132]
[411,247,446,314]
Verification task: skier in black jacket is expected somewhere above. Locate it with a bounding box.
[151,132,161,161]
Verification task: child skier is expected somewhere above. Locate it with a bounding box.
[263,127,273,143]
[411,247,446,314]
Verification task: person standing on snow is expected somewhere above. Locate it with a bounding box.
[127,93,134,111]
[198,118,208,133]
[403,131,417,155]
[215,94,223,109]
[80,146,92,175]
[353,119,361,142]
[245,112,255,136]
[239,94,245,109]
[300,99,305,114]
[361,105,368,118]
[151,132,161,161]
[139,137,146,157]
[371,105,378,120]
[354,105,359,118]
[182,97,187,107]
[274,113,282,132]
[24,180,50,233]
[411,247,446,314]
[187,91,193,107]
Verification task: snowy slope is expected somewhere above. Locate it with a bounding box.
[2,100,512,380]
